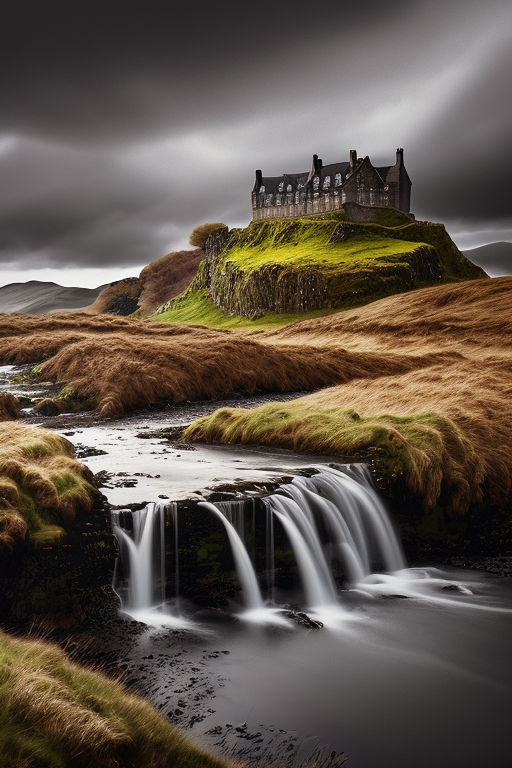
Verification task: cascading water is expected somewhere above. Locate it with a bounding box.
[112,464,410,624]
[198,501,264,610]
[112,501,195,628]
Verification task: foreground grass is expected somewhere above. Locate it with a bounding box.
[0,630,229,768]
[0,421,94,547]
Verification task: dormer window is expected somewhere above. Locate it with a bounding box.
[313,176,320,190]
[278,181,284,193]
[335,172,342,187]
[259,185,265,194]
[323,175,331,189]
[286,183,292,192]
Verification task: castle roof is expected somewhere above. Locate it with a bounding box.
[259,172,309,193]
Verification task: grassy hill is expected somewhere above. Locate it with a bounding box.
[157,206,485,326]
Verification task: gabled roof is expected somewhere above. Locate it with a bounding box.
[375,166,392,183]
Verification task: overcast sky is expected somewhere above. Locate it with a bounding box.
[1,0,511,287]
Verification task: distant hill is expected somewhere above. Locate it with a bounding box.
[0,280,106,314]
[463,242,512,276]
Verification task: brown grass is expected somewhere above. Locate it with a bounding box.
[189,222,228,248]
[0,422,94,547]
[0,393,21,421]
[138,249,203,313]
[0,312,452,419]
[87,278,142,315]
[0,630,230,768]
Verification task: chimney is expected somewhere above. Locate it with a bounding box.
[255,169,263,187]
[396,148,404,164]
[349,149,357,169]
[312,153,323,174]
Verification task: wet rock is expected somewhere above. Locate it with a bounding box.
[75,444,108,458]
[33,398,62,416]
[283,610,324,629]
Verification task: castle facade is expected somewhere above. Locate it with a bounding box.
[252,148,411,220]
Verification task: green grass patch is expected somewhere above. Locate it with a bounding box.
[156,289,338,328]
[184,401,480,516]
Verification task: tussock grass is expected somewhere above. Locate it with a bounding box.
[37,334,438,418]
[87,278,142,315]
[0,393,21,420]
[189,222,228,248]
[0,423,94,547]
[0,630,229,768]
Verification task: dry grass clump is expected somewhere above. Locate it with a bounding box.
[189,222,228,248]
[0,393,21,421]
[138,249,203,314]
[39,334,439,418]
[86,278,142,315]
[0,422,94,547]
[0,630,229,768]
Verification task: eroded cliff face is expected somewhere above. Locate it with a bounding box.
[161,205,486,318]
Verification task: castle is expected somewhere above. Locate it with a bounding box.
[252,148,411,220]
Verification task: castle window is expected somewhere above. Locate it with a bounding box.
[313,176,320,190]
[278,181,284,193]
[323,175,331,189]
[335,173,342,187]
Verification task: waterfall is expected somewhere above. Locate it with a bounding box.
[112,464,406,622]
[199,501,264,609]
[113,502,171,611]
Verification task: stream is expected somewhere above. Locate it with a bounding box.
[2,364,512,768]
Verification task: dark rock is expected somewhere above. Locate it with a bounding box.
[283,610,324,629]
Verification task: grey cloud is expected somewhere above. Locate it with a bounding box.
[0,0,511,279]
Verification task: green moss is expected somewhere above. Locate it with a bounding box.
[221,227,423,273]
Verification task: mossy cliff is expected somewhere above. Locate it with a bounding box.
[159,205,485,318]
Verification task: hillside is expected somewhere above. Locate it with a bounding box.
[158,205,485,324]
[0,281,106,314]
[184,276,512,523]
[88,250,203,315]
[463,241,512,276]
[1,277,512,526]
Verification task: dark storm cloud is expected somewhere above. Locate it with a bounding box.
[0,0,511,278]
